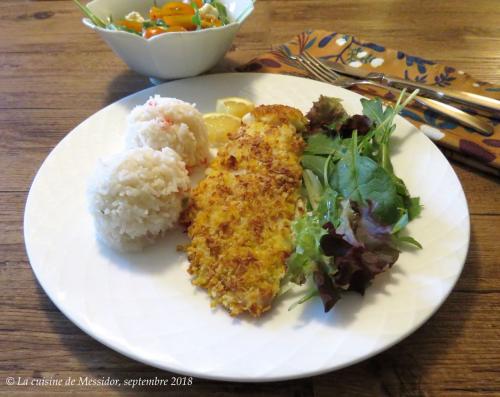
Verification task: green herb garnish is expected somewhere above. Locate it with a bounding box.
[204,0,230,25]
[213,1,230,25]
[191,2,202,29]
[72,0,106,27]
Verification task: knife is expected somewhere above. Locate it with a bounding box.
[284,50,494,135]
[324,60,500,115]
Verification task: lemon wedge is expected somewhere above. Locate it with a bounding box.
[203,113,242,147]
[215,97,255,118]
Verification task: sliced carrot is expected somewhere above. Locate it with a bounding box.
[201,16,222,29]
[143,27,168,39]
[160,2,194,16]
[166,26,187,32]
[115,19,142,33]
[162,15,196,30]
[149,6,162,19]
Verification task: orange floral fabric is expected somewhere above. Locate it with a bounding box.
[238,30,500,176]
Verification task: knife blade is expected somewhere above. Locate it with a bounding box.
[324,60,500,115]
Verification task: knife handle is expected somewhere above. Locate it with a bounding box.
[368,73,500,115]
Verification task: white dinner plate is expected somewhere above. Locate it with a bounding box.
[24,73,469,382]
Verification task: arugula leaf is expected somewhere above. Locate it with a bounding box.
[394,235,423,249]
[301,154,336,183]
[391,211,409,234]
[361,97,385,126]
[287,288,319,311]
[405,196,422,220]
[304,133,343,155]
[331,152,403,224]
[361,90,419,170]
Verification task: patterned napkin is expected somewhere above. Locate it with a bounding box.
[237,30,500,176]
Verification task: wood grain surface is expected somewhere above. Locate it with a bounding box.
[1,0,499,396]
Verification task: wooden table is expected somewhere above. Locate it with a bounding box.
[1,1,499,396]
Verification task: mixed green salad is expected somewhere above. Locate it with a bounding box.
[285,90,423,312]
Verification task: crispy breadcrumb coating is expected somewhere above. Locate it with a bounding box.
[182,105,306,317]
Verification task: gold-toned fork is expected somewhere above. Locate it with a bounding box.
[280,48,493,136]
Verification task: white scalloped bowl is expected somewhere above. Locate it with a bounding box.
[82,0,254,80]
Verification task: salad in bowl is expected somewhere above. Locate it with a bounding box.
[76,0,254,80]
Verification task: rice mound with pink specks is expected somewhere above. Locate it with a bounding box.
[126,95,209,168]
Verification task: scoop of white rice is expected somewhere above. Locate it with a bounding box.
[126,96,209,168]
[88,147,190,252]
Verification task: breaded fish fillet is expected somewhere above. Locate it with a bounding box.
[183,105,307,317]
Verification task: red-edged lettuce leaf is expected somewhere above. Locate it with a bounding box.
[306,95,348,134]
